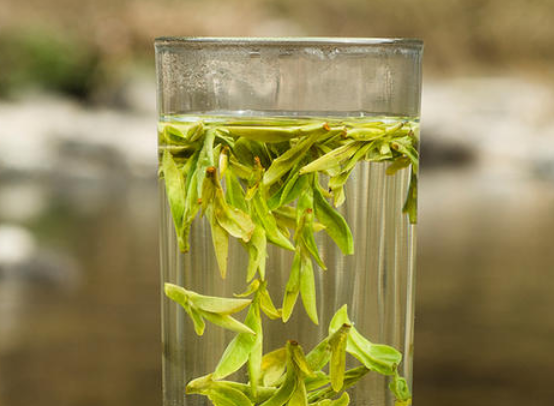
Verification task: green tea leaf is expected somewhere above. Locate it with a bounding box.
[282,249,301,322]
[386,156,411,176]
[347,127,385,141]
[288,378,308,406]
[347,329,402,376]
[226,123,324,144]
[160,121,203,143]
[329,325,349,391]
[330,392,350,406]
[213,301,261,380]
[329,305,351,334]
[185,289,252,315]
[164,284,255,335]
[219,146,229,177]
[304,371,330,392]
[263,126,327,187]
[306,339,331,371]
[253,193,294,251]
[200,311,256,335]
[289,341,315,378]
[261,347,287,387]
[299,141,361,174]
[225,169,248,212]
[210,214,229,279]
[259,356,297,406]
[389,373,412,402]
[328,305,402,376]
[258,283,282,320]
[328,169,352,208]
[402,171,418,224]
[247,226,267,282]
[161,150,187,251]
[204,167,255,246]
[197,128,216,196]
[299,252,318,325]
[207,385,253,406]
[267,162,309,210]
[248,299,264,396]
[183,304,206,335]
[313,182,354,255]
[185,373,214,394]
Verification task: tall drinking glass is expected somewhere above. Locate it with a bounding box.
[156,37,423,406]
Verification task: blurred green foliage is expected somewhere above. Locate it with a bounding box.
[0,29,102,99]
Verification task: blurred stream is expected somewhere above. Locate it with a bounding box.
[0,76,553,406]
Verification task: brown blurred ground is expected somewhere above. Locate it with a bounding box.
[1,1,554,406]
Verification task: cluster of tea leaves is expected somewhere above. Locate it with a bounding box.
[159,117,418,406]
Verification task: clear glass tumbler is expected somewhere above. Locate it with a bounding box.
[156,37,423,406]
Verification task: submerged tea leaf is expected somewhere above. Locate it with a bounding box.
[214,300,261,380]
[164,283,254,335]
[313,182,354,255]
[263,125,328,187]
[329,324,350,391]
[261,347,287,387]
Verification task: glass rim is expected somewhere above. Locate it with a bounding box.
[154,36,423,49]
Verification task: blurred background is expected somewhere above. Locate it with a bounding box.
[1,0,554,405]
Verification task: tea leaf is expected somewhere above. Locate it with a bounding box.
[247,226,267,282]
[347,127,385,141]
[261,347,287,387]
[299,141,361,174]
[305,339,331,371]
[311,392,350,406]
[226,123,324,144]
[299,252,318,325]
[219,146,229,177]
[253,192,294,251]
[263,125,327,187]
[328,305,403,376]
[328,169,352,208]
[386,156,411,176]
[207,385,253,406]
[225,169,248,213]
[184,304,206,335]
[348,328,402,376]
[267,162,309,210]
[304,371,330,392]
[402,171,418,224]
[289,341,315,378]
[258,282,282,320]
[389,372,412,402]
[197,128,216,196]
[248,301,264,396]
[204,167,255,244]
[259,351,297,406]
[209,215,229,278]
[313,182,354,255]
[329,305,350,334]
[184,288,251,315]
[235,280,261,298]
[164,284,255,335]
[161,150,187,251]
[329,324,350,391]
[288,378,308,406]
[160,121,203,143]
[213,300,261,380]
[200,311,256,335]
[282,249,301,322]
